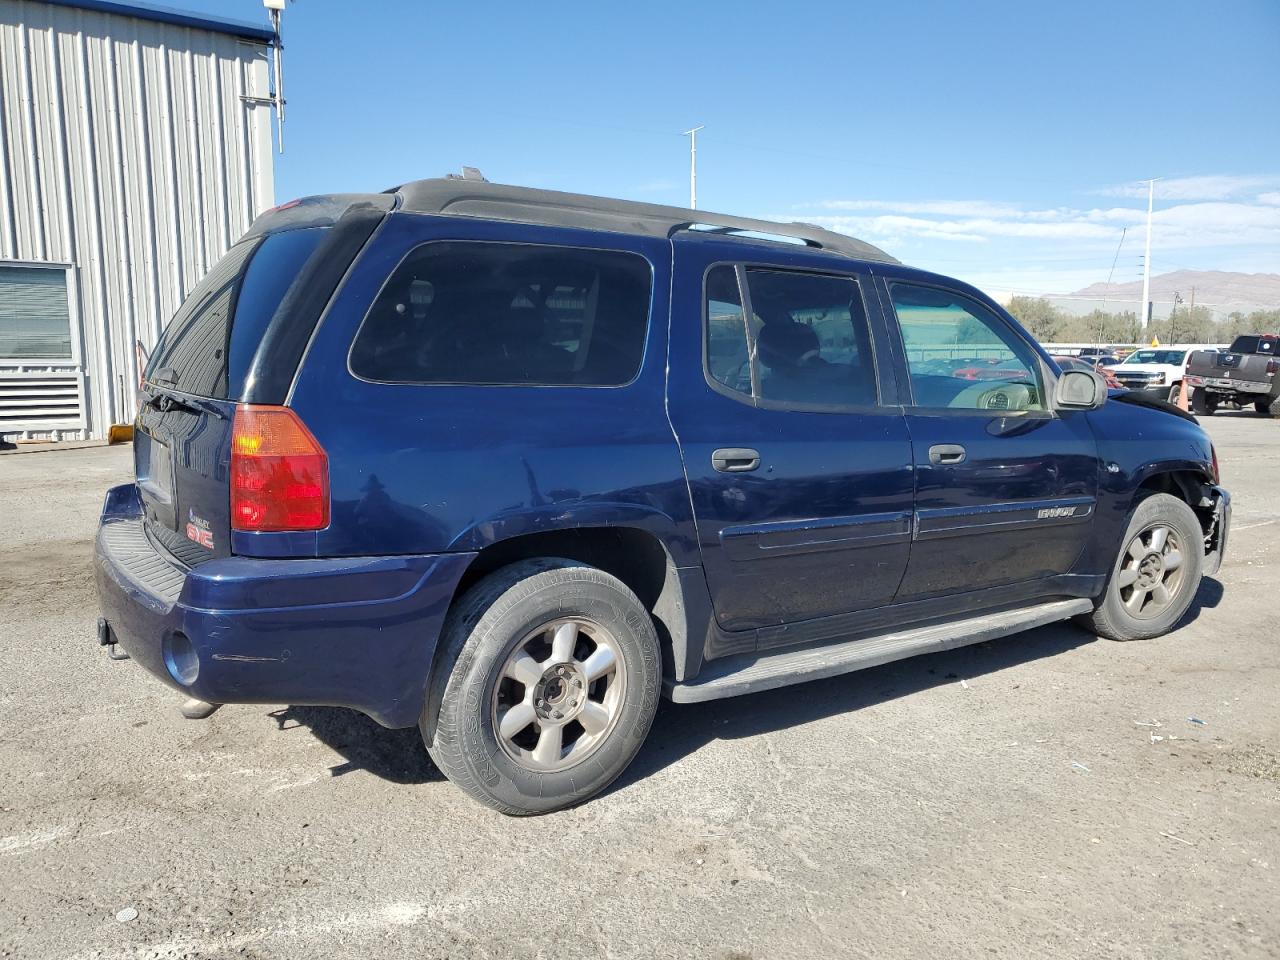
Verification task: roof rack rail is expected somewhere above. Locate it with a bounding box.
[390,178,898,264]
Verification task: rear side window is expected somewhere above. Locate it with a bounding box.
[349,241,652,386]
[145,227,328,398]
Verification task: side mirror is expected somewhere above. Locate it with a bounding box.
[1057,368,1107,410]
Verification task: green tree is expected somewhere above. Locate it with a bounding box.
[1006,296,1064,342]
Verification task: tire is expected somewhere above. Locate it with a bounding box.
[423,558,660,815]
[1084,493,1204,642]
[1255,399,1273,416]
[1167,383,1182,405]
[1191,388,1217,415]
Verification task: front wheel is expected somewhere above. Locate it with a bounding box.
[424,559,660,815]
[1084,493,1204,641]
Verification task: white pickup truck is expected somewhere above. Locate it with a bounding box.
[1110,346,1221,403]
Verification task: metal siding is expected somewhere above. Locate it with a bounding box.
[0,0,274,439]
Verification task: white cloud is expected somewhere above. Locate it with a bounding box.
[790,194,1280,251]
[1259,191,1280,206]
[1098,174,1279,201]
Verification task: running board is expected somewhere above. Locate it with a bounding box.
[666,598,1094,704]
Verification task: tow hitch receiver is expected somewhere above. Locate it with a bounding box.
[97,618,130,661]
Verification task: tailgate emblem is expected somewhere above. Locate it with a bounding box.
[185,510,215,549]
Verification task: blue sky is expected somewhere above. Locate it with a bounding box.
[194,0,1279,299]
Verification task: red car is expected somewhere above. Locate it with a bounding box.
[1052,355,1123,389]
[951,358,1031,381]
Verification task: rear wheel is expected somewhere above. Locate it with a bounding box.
[1191,388,1218,415]
[424,559,660,815]
[1084,493,1204,641]
[1255,399,1273,416]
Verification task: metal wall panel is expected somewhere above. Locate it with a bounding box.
[0,0,274,438]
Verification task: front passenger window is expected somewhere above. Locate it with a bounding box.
[888,282,1045,412]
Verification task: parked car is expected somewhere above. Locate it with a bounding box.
[1078,353,1121,370]
[1051,355,1122,390]
[1110,347,1216,404]
[1185,334,1280,415]
[95,177,1231,814]
[950,359,1034,381]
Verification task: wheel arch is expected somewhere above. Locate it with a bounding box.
[422,519,709,738]
[1132,464,1218,538]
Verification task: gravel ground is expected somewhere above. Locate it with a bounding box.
[1,414,1277,960]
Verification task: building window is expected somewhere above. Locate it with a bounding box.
[0,265,73,359]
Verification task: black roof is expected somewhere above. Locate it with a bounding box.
[390,178,899,264]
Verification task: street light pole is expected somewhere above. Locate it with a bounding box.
[1140,178,1159,327]
[683,125,705,209]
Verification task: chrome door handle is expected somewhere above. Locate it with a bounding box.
[928,444,967,465]
[712,448,761,473]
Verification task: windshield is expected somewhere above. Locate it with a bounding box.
[1124,350,1186,365]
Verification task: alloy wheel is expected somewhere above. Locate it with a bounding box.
[1115,523,1187,619]
[491,618,626,772]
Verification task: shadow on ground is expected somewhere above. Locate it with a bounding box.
[270,577,1225,792]
[269,704,444,784]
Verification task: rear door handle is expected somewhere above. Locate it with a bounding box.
[712,447,761,473]
[928,443,967,465]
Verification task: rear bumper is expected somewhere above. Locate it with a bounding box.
[94,483,474,728]
[1203,485,1231,578]
[1185,374,1272,395]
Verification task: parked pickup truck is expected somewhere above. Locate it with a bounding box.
[1185,335,1279,415]
[1110,346,1217,404]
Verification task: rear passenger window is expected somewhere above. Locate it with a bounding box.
[706,265,752,395]
[703,265,879,409]
[349,242,652,386]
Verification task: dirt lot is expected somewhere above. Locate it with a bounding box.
[1,414,1277,960]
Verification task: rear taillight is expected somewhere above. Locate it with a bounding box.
[1266,359,1277,376]
[230,405,330,532]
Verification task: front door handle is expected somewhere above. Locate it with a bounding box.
[928,443,967,465]
[712,447,761,473]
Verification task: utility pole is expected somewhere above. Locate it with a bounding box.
[1139,178,1159,328]
[263,0,286,153]
[683,125,705,209]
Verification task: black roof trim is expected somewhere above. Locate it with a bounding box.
[391,179,898,264]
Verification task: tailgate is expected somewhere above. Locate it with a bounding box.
[136,223,334,565]
[1187,349,1260,381]
[136,397,237,564]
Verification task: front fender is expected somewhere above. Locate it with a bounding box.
[1084,401,1217,576]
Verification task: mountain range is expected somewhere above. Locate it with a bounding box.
[1070,270,1280,311]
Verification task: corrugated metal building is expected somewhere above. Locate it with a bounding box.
[0,0,276,440]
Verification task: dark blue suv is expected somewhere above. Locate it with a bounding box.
[95,177,1230,814]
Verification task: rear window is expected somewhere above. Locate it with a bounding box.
[1229,335,1276,355]
[145,227,328,398]
[349,241,652,386]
